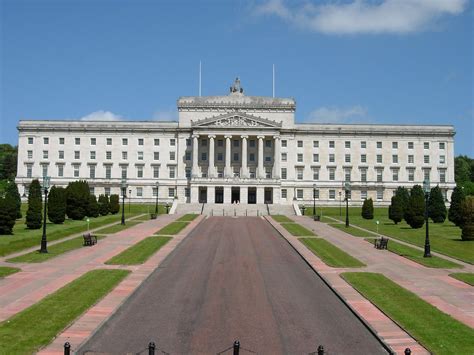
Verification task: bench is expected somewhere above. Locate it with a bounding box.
[83,233,97,246]
[374,237,389,250]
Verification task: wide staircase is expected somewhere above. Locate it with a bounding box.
[175,203,295,217]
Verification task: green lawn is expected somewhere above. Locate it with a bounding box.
[177,214,199,222]
[342,272,474,354]
[329,223,376,238]
[272,215,294,223]
[449,273,474,286]
[0,269,130,354]
[281,223,315,236]
[105,237,171,265]
[0,266,20,278]
[95,221,140,235]
[155,221,189,235]
[300,238,366,267]
[319,207,473,264]
[7,235,106,263]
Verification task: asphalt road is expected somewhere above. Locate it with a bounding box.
[80,217,387,354]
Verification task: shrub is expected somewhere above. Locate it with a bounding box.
[361,198,374,219]
[65,180,90,220]
[88,194,99,218]
[48,186,67,224]
[98,194,110,216]
[428,186,447,223]
[0,195,17,234]
[389,195,404,224]
[5,181,22,219]
[448,186,465,227]
[109,194,120,214]
[460,196,474,241]
[26,179,43,229]
[405,185,425,229]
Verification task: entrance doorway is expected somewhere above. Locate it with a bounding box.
[215,187,224,204]
[264,188,273,204]
[231,187,240,203]
[248,187,256,204]
[199,187,207,203]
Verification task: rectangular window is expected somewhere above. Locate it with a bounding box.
[169,166,175,178]
[345,141,351,148]
[43,150,48,159]
[122,138,128,145]
[345,169,351,182]
[329,190,336,199]
[154,152,159,160]
[137,187,143,197]
[408,155,414,164]
[361,154,367,163]
[170,138,176,146]
[265,167,271,179]
[89,137,96,145]
[89,165,96,179]
[74,151,80,159]
[27,165,33,178]
[217,153,223,161]
[185,151,191,161]
[202,152,208,161]
[107,138,112,145]
[90,151,96,160]
[186,138,191,146]
[329,154,335,163]
[345,154,351,163]
[154,138,160,146]
[59,137,65,144]
[392,155,398,164]
[28,137,34,144]
[329,141,335,148]
[376,169,383,182]
[329,168,335,181]
[313,168,319,180]
[138,151,144,160]
[313,154,319,163]
[424,155,430,164]
[105,187,111,196]
[27,150,33,159]
[297,140,303,148]
[153,166,160,178]
[185,188,190,198]
[424,169,430,181]
[106,151,112,160]
[218,139,224,147]
[376,154,382,164]
[185,168,191,178]
[249,153,255,162]
[360,168,367,182]
[392,169,399,181]
[73,165,79,178]
[439,155,446,164]
[168,188,175,198]
[265,156,271,162]
[297,168,304,180]
[281,152,287,162]
[105,166,112,179]
[408,168,415,182]
[138,138,144,146]
[170,151,176,160]
[313,140,319,148]
[361,190,367,200]
[44,137,49,144]
[408,142,414,149]
[122,151,128,160]
[297,189,303,199]
[74,137,80,145]
[201,139,208,146]
[281,168,287,179]
[376,142,382,149]
[281,189,287,199]
[377,189,383,200]
[297,153,303,162]
[439,169,446,183]
[392,142,398,149]
[424,142,429,149]
[265,140,271,148]
[137,166,143,178]
[58,151,64,159]
[361,141,366,149]
[313,189,319,199]
[439,142,445,150]
[58,165,64,177]
[121,167,127,179]
[281,140,287,148]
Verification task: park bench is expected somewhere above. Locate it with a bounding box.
[83,233,97,246]
[374,237,389,250]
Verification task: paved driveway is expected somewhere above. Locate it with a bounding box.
[80,217,387,354]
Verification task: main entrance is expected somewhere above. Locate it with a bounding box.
[248,187,256,204]
[264,187,273,204]
[215,187,224,204]
[231,187,240,203]
[199,187,207,203]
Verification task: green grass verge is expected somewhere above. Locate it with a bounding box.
[94,221,141,235]
[449,273,474,286]
[105,236,171,265]
[330,223,376,238]
[0,269,130,354]
[300,238,366,267]
[0,266,21,278]
[177,214,199,222]
[155,221,189,235]
[272,215,294,223]
[7,235,106,263]
[281,223,315,236]
[341,272,474,354]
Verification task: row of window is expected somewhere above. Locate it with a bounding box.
[290,140,446,150]
[29,137,176,147]
[32,150,175,161]
[291,153,446,165]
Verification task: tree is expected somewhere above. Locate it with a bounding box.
[65,180,90,220]
[428,186,447,223]
[88,194,99,218]
[361,198,374,219]
[460,196,474,241]
[405,185,425,229]
[5,181,22,219]
[0,195,17,234]
[48,186,66,224]
[448,186,465,227]
[26,179,43,229]
[98,194,110,216]
[455,156,471,184]
[109,194,120,214]
[389,195,404,224]
[394,186,410,217]
[0,144,18,180]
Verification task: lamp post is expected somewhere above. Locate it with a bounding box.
[423,179,431,257]
[128,189,131,213]
[155,181,159,215]
[313,183,317,221]
[345,181,351,228]
[339,191,342,216]
[121,178,127,225]
[40,176,50,253]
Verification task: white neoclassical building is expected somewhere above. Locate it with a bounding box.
[16,78,455,206]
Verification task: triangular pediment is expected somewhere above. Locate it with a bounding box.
[191,112,282,128]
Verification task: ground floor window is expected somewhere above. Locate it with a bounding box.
[377,189,383,200]
[313,189,319,199]
[329,190,336,199]
[361,190,367,200]
[185,188,190,198]
[137,187,143,197]
[105,187,111,196]
[168,188,175,198]
[296,189,303,199]
[281,189,287,199]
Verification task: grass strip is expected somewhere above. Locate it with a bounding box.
[300,238,366,267]
[330,223,376,238]
[177,214,199,222]
[0,266,21,278]
[0,269,130,354]
[272,215,294,223]
[7,236,106,263]
[341,272,474,354]
[95,221,140,235]
[449,273,474,286]
[155,221,189,235]
[281,223,315,236]
[105,237,171,265]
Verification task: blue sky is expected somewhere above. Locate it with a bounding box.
[1,0,473,155]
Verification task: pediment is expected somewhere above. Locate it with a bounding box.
[191,112,282,128]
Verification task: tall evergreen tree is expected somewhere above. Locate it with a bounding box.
[405,185,425,229]
[428,186,447,223]
[109,194,120,214]
[88,194,99,218]
[48,186,67,224]
[26,179,43,229]
[0,195,17,234]
[98,194,110,216]
[448,186,465,227]
[65,180,90,220]
[361,198,374,219]
[389,195,404,224]
[5,181,22,219]
[394,186,410,219]
[460,196,474,241]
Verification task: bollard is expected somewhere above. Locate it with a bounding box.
[233,340,240,355]
[64,342,71,355]
[148,341,156,355]
[234,208,236,217]
[317,345,324,355]
[404,348,411,355]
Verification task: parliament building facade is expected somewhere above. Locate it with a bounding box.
[16,79,456,205]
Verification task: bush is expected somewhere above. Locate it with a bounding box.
[26,179,43,229]
[65,180,90,220]
[5,181,22,219]
[88,194,99,218]
[428,186,447,223]
[448,186,465,227]
[109,194,120,214]
[98,194,110,216]
[405,185,425,229]
[0,194,17,234]
[361,198,374,219]
[460,196,474,241]
[47,186,66,224]
[389,195,404,224]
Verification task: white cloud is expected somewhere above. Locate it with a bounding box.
[254,0,467,34]
[152,109,178,121]
[80,110,123,121]
[304,105,369,123]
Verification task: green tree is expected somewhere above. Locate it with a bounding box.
[448,186,465,227]
[405,185,425,229]
[460,196,474,241]
[109,194,120,214]
[0,194,17,234]
[389,195,404,224]
[26,179,43,229]
[455,156,472,184]
[394,186,410,217]
[47,186,67,224]
[361,198,374,219]
[0,144,18,180]
[65,180,90,220]
[428,186,447,223]
[98,194,110,216]
[5,181,22,219]
[88,194,99,218]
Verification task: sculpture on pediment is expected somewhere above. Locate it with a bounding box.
[230,77,244,94]
[214,116,259,127]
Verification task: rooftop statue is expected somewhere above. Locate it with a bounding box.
[230,77,244,94]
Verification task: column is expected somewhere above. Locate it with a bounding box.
[240,186,248,204]
[257,135,265,179]
[208,135,216,178]
[241,135,248,178]
[272,135,280,179]
[224,135,232,178]
[192,134,199,178]
[223,186,232,203]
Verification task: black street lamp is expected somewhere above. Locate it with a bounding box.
[345,181,351,228]
[313,183,317,221]
[339,190,342,216]
[423,179,431,258]
[121,178,127,225]
[155,181,159,215]
[40,176,50,253]
[128,189,132,213]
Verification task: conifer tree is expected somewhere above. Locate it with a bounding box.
[88,194,99,218]
[460,196,474,241]
[389,195,403,224]
[428,186,447,223]
[448,186,465,227]
[26,179,43,229]
[405,185,425,229]
[361,198,374,219]
[394,186,410,220]
[98,194,110,216]
[109,194,120,214]
[48,186,66,224]
[5,181,22,219]
[0,195,17,234]
[65,180,90,220]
